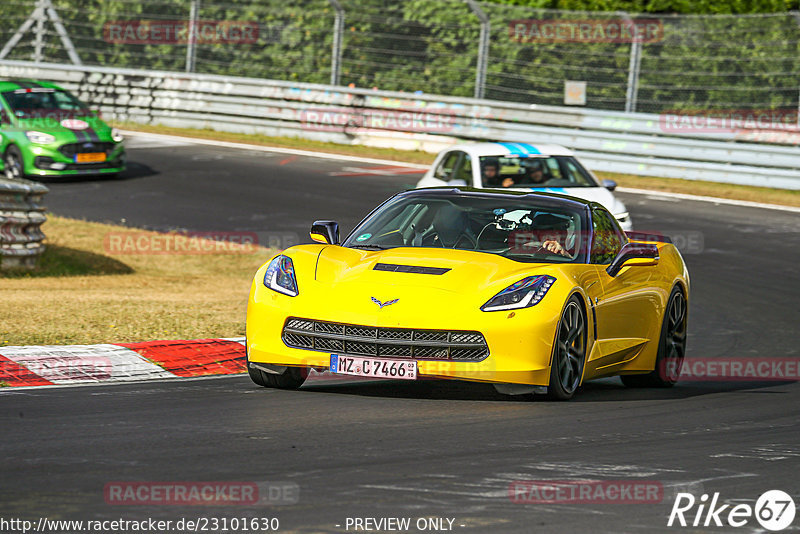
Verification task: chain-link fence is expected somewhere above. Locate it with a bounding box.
[1,0,798,114]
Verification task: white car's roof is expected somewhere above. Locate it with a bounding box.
[448,142,574,157]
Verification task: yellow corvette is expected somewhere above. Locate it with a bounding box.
[246,188,689,400]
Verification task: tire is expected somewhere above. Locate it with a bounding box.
[247,362,305,389]
[621,286,687,388]
[547,295,587,400]
[3,145,25,180]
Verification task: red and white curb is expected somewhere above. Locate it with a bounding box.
[0,337,247,388]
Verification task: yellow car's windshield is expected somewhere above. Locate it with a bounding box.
[344,192,587,263]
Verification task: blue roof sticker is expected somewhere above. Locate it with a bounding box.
[496,142,541,156]
[529,187,568,194]
[517,143,541,155]
[496,142,524,155]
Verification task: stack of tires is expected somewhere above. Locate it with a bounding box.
[0,178,48,270]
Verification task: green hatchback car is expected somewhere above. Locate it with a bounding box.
[0,80,125,179]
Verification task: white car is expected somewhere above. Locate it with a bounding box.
[417,142,632,230]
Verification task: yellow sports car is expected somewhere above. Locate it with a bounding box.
[246,188,689,400]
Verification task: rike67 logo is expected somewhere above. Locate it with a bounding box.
[668,490,796,531]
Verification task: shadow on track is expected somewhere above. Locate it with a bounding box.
[291,377,794,403]
[34,160,158,184]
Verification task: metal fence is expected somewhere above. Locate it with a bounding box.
[0,178,48,269]
[1,60,798,189]
[0,0,798,114]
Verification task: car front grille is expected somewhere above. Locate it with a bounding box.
[58,142,117,157]
[282,317,489,361]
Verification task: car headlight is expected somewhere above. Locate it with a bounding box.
[263,255,298,296]
[111,128,124,143]
[615,211,630,223]
[25,131,56,144]
[481,275,556,312]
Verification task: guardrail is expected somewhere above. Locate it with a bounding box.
[0,178,48,269]
[0,60,798,189]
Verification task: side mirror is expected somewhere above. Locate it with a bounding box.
[310,220,339,245]
[606,242,659,277]
[601,179,617,191]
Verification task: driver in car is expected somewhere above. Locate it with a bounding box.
[542,239,569,256]
[524,159,547,185]
[482,159,501,187]
[499,159,547,188]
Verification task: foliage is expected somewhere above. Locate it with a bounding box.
[0,0,797,112]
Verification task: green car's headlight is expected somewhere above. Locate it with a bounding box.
[25,131,56,144]
[263,255,298,296]
[481,275,556,312]
[111,128,124,143]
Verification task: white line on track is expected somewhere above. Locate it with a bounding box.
[616,187,800,213]
[119,130,430,169]
[121,129,799,213]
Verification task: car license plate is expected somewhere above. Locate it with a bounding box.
[330,354,417,380]
[75,152,106,163]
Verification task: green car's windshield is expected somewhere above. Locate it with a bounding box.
[344,193,588,263]
[2,88,90,118]
[479,155,597,189]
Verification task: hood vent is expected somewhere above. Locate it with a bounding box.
[374,263,451,275]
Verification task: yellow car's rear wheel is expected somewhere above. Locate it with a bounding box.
[621,286,687,388]
[547,296,587,400]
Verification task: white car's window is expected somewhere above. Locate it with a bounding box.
[452,153,472,184]
[561,157,595,186]
[434,151,460,180]
[479,155,596,188]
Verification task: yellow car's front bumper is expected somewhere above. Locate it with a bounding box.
[246,272,564,387]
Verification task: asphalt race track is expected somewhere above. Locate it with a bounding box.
[4,132,800,533]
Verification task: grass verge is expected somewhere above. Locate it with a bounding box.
[1,216,272,346]
[601,172,800,208]
[114,120,800,208]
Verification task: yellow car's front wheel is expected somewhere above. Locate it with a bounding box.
[547,296,587,400]
[246,343,306,389]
